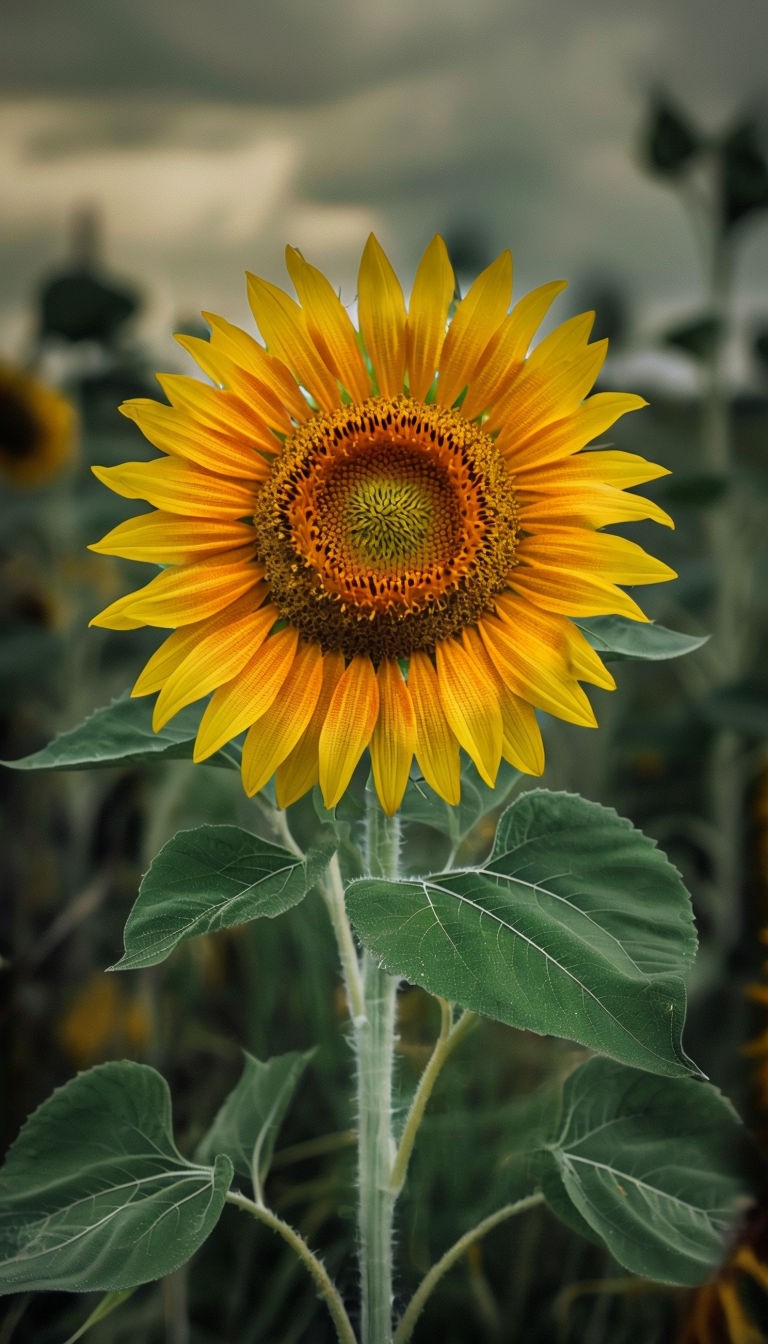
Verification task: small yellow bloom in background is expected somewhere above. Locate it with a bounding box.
[0,362,77,487]
[90,236,675,814]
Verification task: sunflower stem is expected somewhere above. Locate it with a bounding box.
[355,799,401,1344]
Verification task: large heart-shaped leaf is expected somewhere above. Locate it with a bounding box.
[0,1063,232,1294]
[113,825,336,970]
[536,1057,752,1285]
[346,791,697,1076]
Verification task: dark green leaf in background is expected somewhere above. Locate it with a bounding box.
[2,694,239,772]
[0,1063,232,1294]
[576,616,709,662]
[642,94,702,176]
[536,1057,753,1285]
[113,825,336,970]
[346,791,698,1076]
[196,1050,313,1192]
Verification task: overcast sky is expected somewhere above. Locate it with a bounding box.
[4,0,768,366]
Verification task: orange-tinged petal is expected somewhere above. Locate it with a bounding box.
[90,549,262,629]
[406,235,455,401]
[493,593,616,692]
[285,247,371,402]
[155,374,271,442]
[478,611,597,727]
[318,655,380,808]
[275,650,345,808]
[370,660,417,816]
[194,626,299,761]
[247,274,340,411]
[357,235,407,397]
[89,511,254,563]
[434,637,502,787]
[407,651,461,805]
[92,457,264,517]
[152,602,278,729]
[500,393,647,471]
[436,250,513,407]
[241,640,324,796]
[461,279,567,419]
[120,399,274,476]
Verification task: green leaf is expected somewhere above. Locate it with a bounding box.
[346,791,698,1077]
[2,694,239,772]
[576,617,709,662]
[196,1050,313,1194]
[536,1057,753,1285]
[642,94,702,176]
[662,314,722,361]
[62,1290,135,1343]
[113,825,336,970]
[0,1062,233,1294]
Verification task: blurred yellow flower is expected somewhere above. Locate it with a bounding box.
[91,236,674,813]
[0,362,76,486]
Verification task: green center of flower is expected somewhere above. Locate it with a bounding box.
[252,395,519,661]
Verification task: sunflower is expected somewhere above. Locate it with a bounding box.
[90,236,674,814]
[0,362,76,487]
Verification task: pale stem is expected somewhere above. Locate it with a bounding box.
[393,1193,545,1344]
[226,1189,358,1344]
[390,1006,476,1196]
[321,852,365,1024]
[356,802,401,1344]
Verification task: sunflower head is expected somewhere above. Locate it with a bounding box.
[0,363,77,487]
[90,235,675,815]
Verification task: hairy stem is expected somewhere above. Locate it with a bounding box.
[226,1190,357,1344]
[393,1194,545,1344]
[390,1006,476,1196]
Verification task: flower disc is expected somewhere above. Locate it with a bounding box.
[90,234,675,814]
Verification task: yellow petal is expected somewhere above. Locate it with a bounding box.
[152,602,278,729]
[436,250,513,407]
[369,660,417,816]
[517,529,677,586]
[493,593,616,692]
[241,640,324,796]
[515,447,667,490]
[461,279,567,419]
[285,247,371,402]
[194,626,299,761]
[131,589,268,696]
[501,393,647,471]
[120,399,275,476]
[90,548,262,629]
[520,485,674,531]
[407,651,461,805]
[275,650,346,808]
[92,458,264,518]
[497,684,545,776]
[357,235,407,397]
[478,611,597,727]
[247,274,340,411]
[155,374,270,442]
[508,563,650,621]
[493,340,608,449]
[405,235,455,400]
[434,637,502,787]
[318,655,380,808]
[203,310,309,423]
[89,511,254,563]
